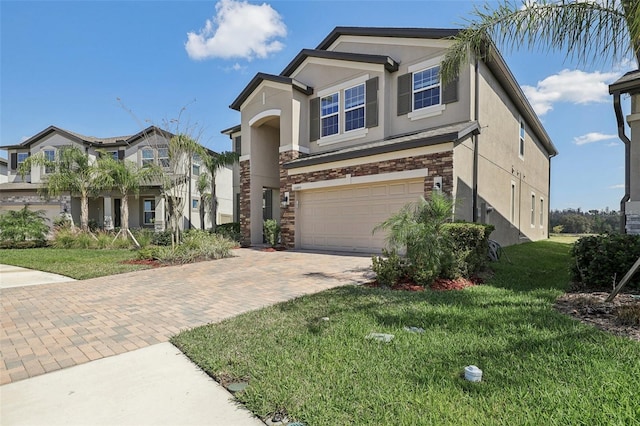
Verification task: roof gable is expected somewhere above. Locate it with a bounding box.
[281,49,399,77]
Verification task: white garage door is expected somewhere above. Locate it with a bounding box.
[299,179,425,253]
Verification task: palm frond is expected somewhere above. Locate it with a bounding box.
[441,0,636,84]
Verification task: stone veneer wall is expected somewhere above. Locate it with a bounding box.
[279,151,454,248]
[0,193,70,212]
[239,160,251,246]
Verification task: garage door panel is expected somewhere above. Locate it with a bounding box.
[299,179,424,253]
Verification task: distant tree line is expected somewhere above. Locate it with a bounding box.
[549,208,621,234]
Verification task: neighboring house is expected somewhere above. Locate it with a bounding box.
[0,158,7,184]
[225,26,557,252]
[0,125,233,231]
[609,70,640,235]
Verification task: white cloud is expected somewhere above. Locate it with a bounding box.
[185,0,286,61]
[522,69,620,115]
[606,141,620,147]
[609,184,625,189]
[573,132,618,146]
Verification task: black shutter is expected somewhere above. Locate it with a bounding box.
[442,77,458,104]
[309,97,320,142]
[118,150,125,160]
[365,77,379,128]
[10,153,17,170]
[235,136,242,155]
[397,73,412,116]
[97,151,102,159]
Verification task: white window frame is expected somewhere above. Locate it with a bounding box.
[192,198,199,211]
[540,197,545,229]
[317,75,369,146]
[158,147,169,168]
[143,199,155,225]
[17,152,28,169]
[510,181,516,225]
[530,192,536,228]
[407,57,445,121]
[519,118,525,159]
[192,154,201,176]
[343,83,365,133]
[141,148,154,167]
[320,92,340,138]
[43,149,55,174]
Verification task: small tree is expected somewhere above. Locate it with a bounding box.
[373,193,454,285]
[203,150,238,232]
[95,155,162,242]
[0,206,49,246]
[19,146,99,232]
[196,173,211,230]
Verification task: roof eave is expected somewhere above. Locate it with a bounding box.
[229,73,312,111]
[316,27,461,51]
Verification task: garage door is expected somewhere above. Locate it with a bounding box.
[299,179,425,253]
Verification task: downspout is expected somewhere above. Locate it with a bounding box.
[472,58,480,222]
[612,92,631,233]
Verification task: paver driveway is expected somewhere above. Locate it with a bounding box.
[1,249,373,385]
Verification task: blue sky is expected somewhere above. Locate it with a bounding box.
[0,0,633,211]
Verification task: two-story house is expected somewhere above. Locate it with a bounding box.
[225,27,557,252]
[0,125,233,231]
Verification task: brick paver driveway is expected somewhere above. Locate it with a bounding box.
[1,249,373,385]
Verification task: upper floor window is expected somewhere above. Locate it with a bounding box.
[141,148,154,167]
[321,93,339,137]
[413,66,441,110]
[234,136,242,155]
[158,147,169,168]
[44,149,55,173]
[192,154,201,176]
[519,118,525,158]
[344,84,365,132]
[310,76,378,145]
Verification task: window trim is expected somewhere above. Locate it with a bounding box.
[519,117,525,159]
[141,148,155,167]
[343,83,366,133]
[192,198,199,211]
[320,91,340,138]
[17,152,29,168]
[530,192,536,228]
[316,74,370,146]
[43,149,55,174]
[510,181,516,226]
[539,197,545,229]
[407,57,445,121]
[143,198,156,226]
[158,147,170,168]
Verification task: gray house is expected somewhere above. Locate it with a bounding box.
[225,27,558,252]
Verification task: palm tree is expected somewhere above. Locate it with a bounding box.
[196,173,211,230]
[203,150,238,232]
[441,0,639,299]
[441,0,639,84]
[95,155,162,240]
[162,134,206,244]
[19,146,99,232]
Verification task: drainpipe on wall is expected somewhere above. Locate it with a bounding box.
[612,92,631,233]
[472,58,480,222]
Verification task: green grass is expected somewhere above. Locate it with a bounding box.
[0,248,152,279]
[172,240,640,425]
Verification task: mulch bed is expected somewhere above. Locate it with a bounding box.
[365,276,482,292]
[121,259,163,267]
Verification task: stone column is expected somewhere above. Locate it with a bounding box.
[279,150,303,248]
[239,159,251,246]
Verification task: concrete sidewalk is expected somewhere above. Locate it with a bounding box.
[0,264,76,289]
[1,342,263,425]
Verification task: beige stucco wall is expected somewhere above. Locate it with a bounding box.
[452,137,475,222]
[474,61,550,245]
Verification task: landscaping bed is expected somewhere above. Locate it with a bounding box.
[172,240,640,425]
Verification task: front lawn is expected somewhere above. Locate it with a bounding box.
[0,248,152,279]
[172,240,640,425]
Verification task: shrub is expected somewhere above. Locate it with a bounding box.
[215,222,241,243]
[155,231,235,264]
[263,219,280,247]
[74,232,95,249]
[50,227,78,248]
[570,234,640,289]
[615,304,640,326]
[94,231,114,249]
[441,223,494,278]
[151,230,173,246]
[372,249,406,286]
[0,206,49,247]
